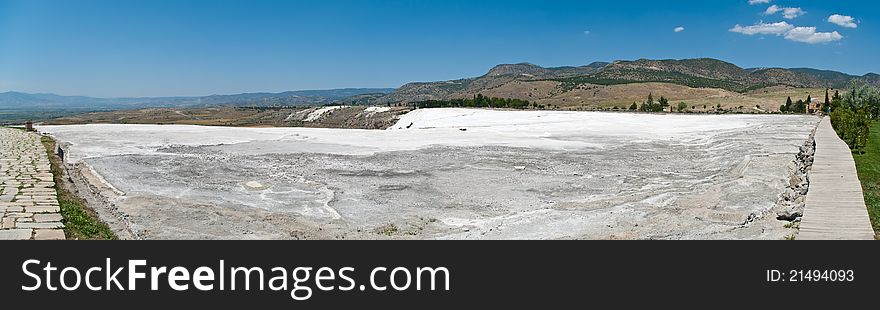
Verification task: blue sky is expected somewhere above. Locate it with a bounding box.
[0,0,877,97]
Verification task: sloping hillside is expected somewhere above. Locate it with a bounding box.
[376,58,877,107]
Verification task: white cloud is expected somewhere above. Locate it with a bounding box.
[583,30,591,35]
[764,5,806,19]
[764,5,780,14]
[729,21,793,35]
[674,26,685,33]
[730,21,843,44]
[782,8,806,19]
[828,14,858,28]
[748,0,770,5]
[784,27,843,44]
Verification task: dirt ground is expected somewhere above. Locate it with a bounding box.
[44,106,412,129]
[38,110,821,239]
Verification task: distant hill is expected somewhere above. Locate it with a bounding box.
[376,58,879,105]
[0,92,187,110]
[0,88,396,110]
[377,62,608,104]
[182,88,396,107]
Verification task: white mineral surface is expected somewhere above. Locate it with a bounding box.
[38,109,820,240]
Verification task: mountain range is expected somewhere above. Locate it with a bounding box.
[0,88,395,110]
[376,58,879,105]
[3,58,878,113]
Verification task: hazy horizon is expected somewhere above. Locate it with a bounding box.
[0,87,397,99]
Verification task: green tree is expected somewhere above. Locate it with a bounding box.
[629,102,637,110]
[640,93,658,112]
[829,90,843,112]
[677,102,688,112]
[820,89,829,113]
[794,100,806,113]
[843,84,880,118]
[659,96,669,111]
[831,107,870,152]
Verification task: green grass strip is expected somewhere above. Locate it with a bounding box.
[40,135,116,240]
[852,121,880,238]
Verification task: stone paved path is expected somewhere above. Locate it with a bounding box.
[0,127,65,240]
[799,117,876,240]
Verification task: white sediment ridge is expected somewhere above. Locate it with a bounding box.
[37,109,821,240]
[304,106,345,122]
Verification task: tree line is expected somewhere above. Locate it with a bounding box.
[629,93,670,112]
[412,94,534,109]
[779,95,813,114]
[828,84,880,152]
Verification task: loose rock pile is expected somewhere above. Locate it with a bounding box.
[776,130,816,222]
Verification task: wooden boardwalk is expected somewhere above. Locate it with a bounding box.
[798,117,876,240]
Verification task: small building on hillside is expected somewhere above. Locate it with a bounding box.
[808,101,822,114]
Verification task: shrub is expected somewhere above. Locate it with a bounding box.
[831,107,870,152]
[677,102,688,112]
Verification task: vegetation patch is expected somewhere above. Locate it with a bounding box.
[830,86,880,152]
[375,223,400,236]
[412,94,534,109]
[852,121,880,235]
[551,69,750,93]
[40,135,116,240]
[828,84,880,236]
